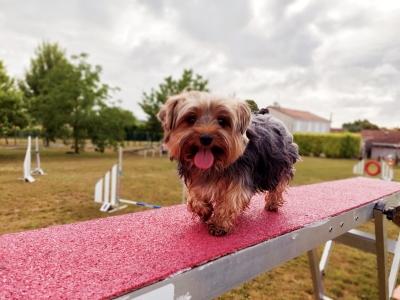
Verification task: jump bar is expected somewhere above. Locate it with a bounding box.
[1,177,400,299]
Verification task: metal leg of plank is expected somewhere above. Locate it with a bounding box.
[389,233,400,297]
[319,240,333,275]
[308,248,325,300]
[374,208,389,300]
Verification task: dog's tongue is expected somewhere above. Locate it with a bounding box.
[194,149,214,169]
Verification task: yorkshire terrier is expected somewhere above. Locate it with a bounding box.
[158,91,299,236]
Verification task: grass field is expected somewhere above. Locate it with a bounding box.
[0,145,399,299]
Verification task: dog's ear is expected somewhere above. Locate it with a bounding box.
[157,95,185,135]
[236,101,251,134]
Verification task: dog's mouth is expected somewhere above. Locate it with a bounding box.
[186,145,225,170]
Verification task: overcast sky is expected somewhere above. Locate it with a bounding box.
[1,0,399,127]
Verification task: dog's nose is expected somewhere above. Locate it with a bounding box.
[200,134,213,146]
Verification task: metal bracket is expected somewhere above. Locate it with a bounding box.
[383,206,400,227]
[374,200,400,227]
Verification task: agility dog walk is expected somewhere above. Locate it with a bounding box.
[2,177,400,299]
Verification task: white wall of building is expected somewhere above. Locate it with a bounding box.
[269,108,330,133]
[293,120,330,133]
[268,109,295,132]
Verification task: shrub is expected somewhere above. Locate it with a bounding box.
[293,133,361,158]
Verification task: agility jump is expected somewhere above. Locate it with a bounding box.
[94,147,161,212]
[22,136,45,183]
[353,159,394,181]
[2,177,400,299]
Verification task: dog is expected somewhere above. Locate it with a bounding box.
[157,91,299,236]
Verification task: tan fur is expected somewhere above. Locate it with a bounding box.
[264,180,288,212]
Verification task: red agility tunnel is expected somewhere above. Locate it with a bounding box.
[1,177,400,299]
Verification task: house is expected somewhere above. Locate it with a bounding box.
[267,105,331,133]
[361,130,400,162]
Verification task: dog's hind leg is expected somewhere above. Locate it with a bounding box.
[265,180,288,212]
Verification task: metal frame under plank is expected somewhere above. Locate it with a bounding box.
[118,192,400,300]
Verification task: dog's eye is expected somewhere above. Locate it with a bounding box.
[217,118,229,127]
[186,116,197,125]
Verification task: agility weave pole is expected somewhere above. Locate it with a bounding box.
[94,147,161,212]
[1,177,400,299]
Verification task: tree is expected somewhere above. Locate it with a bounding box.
[89,107,137,152]
[342,119,379,132]
[20,42,73,145]
[245,99,259,112]
[0,61,28,144]
[139,69,209,133]
[67,53,111,153]
[21,43,114,153]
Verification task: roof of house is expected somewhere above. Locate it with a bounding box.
[268,106,330,123]
[371,142,400,149]
[362,130,400,144]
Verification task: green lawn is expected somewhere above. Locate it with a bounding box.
[0,146,399,299]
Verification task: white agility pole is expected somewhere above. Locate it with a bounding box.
[94,178,103,204]
[100,170,111,212]
[110,164,118,207]
[118,146,123,175]
[31,137,45,175]
[23,136,35,183]
[381,160,394,182]
[353,159,364,176]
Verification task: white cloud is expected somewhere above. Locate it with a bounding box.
[0,0,399,127]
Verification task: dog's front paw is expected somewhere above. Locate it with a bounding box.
[208,223,228,236]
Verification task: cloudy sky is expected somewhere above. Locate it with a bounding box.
[1,0,399,127]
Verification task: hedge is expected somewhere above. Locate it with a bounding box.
[293,132,361,158]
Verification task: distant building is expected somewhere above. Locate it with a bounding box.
[267,105,331,133]
[361,130,400,162]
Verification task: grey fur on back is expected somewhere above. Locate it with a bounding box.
[229,113,299,193]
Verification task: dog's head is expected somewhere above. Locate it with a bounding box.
[157,91,251,171]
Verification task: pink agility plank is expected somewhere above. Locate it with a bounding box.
[1,177,400,299]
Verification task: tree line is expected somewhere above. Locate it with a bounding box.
[0,42,210,153]
[2,41,384,154]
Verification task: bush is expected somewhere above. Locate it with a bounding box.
[293,133,361,158]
